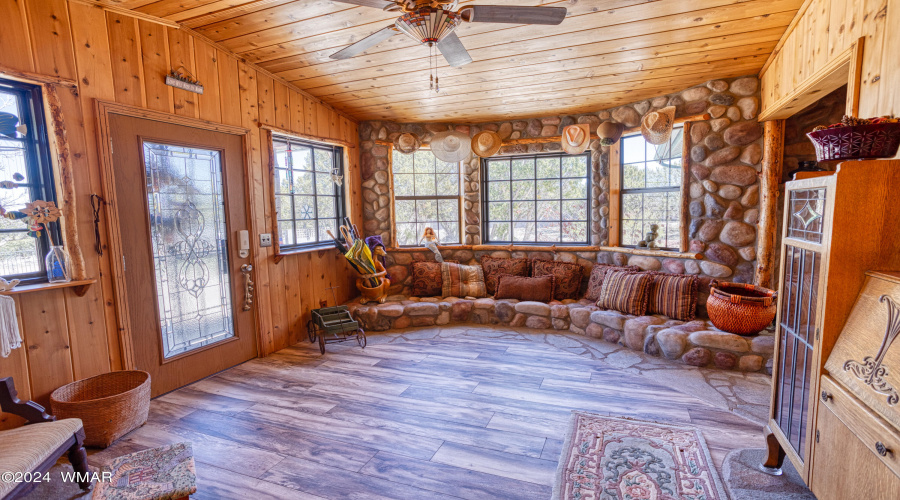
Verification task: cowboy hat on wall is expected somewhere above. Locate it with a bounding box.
[562,123,591,155]
[641,106,676,145]
[430,130,472,163]
[471,130,502,158]
[393,132,421,154]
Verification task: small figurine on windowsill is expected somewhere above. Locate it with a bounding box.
[639,224,660,249]
[419,227,443,262]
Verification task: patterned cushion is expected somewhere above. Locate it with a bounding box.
[441,262,487,298]
[410,261,444,297]
[0,418,83,497]
[647,272,699,321]
[481,256,530,295]
[494,274,555,302]
[596,270,654,315]
[585,264,640,301]
[531,259,584,300]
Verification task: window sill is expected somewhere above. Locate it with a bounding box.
[0,278,97,297]
[596,246,702,260]
[274,244,341,263]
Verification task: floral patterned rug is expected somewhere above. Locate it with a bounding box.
[553,412,728,500]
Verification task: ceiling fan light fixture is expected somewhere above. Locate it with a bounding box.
[394,7,462,45]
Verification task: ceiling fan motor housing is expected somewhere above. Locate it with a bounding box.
[394,7,462,45]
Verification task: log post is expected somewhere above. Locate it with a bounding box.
[755,120,784,288]
[44,85,86,281]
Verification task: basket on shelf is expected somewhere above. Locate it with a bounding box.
[50,370,151,447]
[706,280,777,336]
[806,122,900,161]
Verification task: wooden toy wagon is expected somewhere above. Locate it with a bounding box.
[307,305,366,354]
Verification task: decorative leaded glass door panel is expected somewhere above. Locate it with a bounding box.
[109,114,257,397]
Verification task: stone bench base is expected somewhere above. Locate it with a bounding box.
[346,296,774,373]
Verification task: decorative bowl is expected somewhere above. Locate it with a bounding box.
[806,123,900,161]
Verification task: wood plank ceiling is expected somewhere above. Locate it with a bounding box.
[106,0,805,123]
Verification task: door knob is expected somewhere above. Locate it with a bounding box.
[820,391,832,403]
[876,442,892,457]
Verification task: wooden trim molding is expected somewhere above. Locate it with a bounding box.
[261,124,355,149]
[680,121,692,253]
[93,99,253,370]
[758,39,864,121]
[68,0,181,27]
[0,279,96,297]
[0,63,78,88]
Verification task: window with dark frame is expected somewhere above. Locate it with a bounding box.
[0,79,60,284]
[392,148,461,247]
[619,126,684,249]
[272,136,346,250]
[482,153,590,245]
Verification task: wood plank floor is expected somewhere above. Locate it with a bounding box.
[83,326,763,499]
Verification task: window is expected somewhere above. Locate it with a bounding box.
[619,126,684,249]
[482,153,590,244]
[272,136,345,250]
[392,149,461,247]
[0,79,59,283]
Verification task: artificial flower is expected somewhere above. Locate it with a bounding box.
[23,200,61,224]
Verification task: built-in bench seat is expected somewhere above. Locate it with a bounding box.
[346,295,774,373]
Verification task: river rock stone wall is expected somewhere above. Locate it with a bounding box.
[358,76,764,313]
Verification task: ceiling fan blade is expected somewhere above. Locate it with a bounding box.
[330,25,398,60]
[437,32,472,67]
[331,0,396,8]
[459,5,567,25]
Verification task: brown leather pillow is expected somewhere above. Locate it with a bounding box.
[531,259,584,300]
[495,274,555,302]
[410,260,456,297]
[481,255,530,295]
[585,264,641,301]
[596,270,654,315]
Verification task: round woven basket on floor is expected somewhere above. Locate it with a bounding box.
[707,281,777,336]
[50,370,151,448]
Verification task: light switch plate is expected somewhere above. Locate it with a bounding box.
[259,233,272,247]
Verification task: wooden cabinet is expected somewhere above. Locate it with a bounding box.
[765,160,900,482]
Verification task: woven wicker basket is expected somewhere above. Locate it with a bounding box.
[50,370,151,447]
[707,280,777,336]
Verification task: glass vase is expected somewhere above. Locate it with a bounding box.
[45,245,72,283]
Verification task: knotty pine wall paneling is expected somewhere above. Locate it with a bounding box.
[760,0,895,122]
[0,0,360,408]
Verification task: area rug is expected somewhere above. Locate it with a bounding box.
[553,411,728,500]
[721,448,815,500]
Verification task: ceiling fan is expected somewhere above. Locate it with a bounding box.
[329,0,568,68]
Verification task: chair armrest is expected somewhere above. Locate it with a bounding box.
[0,377,55,424]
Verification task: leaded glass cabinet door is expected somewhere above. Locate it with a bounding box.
[109,114,257,397]
[768,177,830,477]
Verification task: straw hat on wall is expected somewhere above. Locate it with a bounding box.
[561,123,591,155]
[471,131,502,158]
[430,130,472,162]
[393,132,421,154]
[641,106,676,145]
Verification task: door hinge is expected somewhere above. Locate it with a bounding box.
[815,430,820,443]
[109,138,113,155]
[122,255,126,272]
[815,327,820,341]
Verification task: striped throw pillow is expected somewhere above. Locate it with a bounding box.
[585,264,641,301]
[441,262,487,298]
[647,273,699,321]
[596,270,653,315]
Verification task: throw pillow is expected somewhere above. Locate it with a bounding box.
[441,262,487,298]
[647,272,699,321]
[410,261,453,297]
[481,256,530,295]
[585,264,641,301]
[531,259,584,300]
[596,270,654,316]
[494,274,555,302]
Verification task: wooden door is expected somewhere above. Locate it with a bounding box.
[109,114,257,396]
